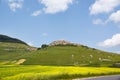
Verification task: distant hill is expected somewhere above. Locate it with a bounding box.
[0,34,27,45]
[0,37,120,67]
[49,40,81,46]
[0,34,37,64]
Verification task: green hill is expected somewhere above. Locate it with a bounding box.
[0,42,37,64]
[0,34,27,45]
[20,46,120,67]
[0,35,37,64]
[0,36,120,67]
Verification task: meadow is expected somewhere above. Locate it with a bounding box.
[0,65,120,80]
[1,45,120,67]
[0,42,120,80]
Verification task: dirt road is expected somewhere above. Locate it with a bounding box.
[73,75,120,80]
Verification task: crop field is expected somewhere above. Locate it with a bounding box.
[0,42,120,80]
[0,65,120,80]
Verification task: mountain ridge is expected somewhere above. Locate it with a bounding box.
[0,34,27,45]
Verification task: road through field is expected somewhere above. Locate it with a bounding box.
[73,75,120,80]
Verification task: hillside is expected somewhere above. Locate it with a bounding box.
[0,42,37,64]
[0,38,120,67]
[0,34,27,45]
[0,35,120,66]
[20,46,120,66]
[0,35,37,64]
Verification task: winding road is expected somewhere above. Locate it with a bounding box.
[73,75,120,80]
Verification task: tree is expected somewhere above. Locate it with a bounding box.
[41,44,48,49]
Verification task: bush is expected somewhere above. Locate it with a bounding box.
[112,63,120,68]
[81,45,89,49]
[41,44,48,49]
[37,48,41,50]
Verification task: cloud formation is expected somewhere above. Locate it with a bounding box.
[92,18,104,25]
[98,34,120,47]
[40,0,73,14]
[32,10,42,16]
[8,0,24,12]
[41,33,48,36]
[89,0,120,15]
[27,42,34,46]
[108,10,120,23]
[32,0,74,16]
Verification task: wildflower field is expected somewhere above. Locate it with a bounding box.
[0,43,120,80]
[0,65,120,80]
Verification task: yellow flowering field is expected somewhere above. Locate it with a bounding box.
[0,65,120,80]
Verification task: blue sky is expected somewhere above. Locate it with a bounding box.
[0,0,120,53]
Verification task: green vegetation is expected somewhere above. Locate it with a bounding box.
[0,34,27,45]
[0,42,36,65]
[0,42,120,66]
[22,46,120,66]
[0,65,120,80]
[40,44,49,49]
[0,35,120,79]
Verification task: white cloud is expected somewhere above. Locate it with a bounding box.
[98,33,120,47]
[92,18,104,25]
[8,0,24,12]
[32,10,42,16]
[40,0,73,14]
[108,10,120,23]
[115,51,120,54]
[32,0,74,16]
[42,33,48,36]
[90,0,120,15]
[27,42,34,46]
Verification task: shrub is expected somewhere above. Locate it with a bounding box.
[41,44,49,49]
[112,63,120,68]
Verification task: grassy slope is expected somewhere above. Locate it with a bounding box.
[21,46,120,66]
[1,37,120,79]
[0,34,27,45]
[0,42,36,64]
[0,42,120,66]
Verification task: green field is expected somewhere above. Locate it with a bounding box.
[0,42,120,67]
[0,41,120,80]
[0,65,120,80]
